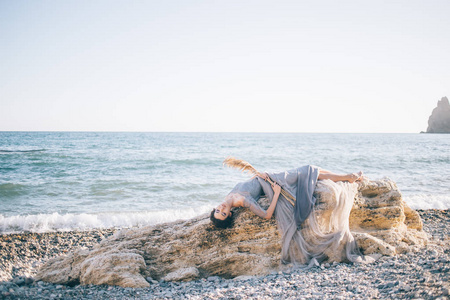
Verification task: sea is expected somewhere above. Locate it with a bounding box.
[0,132,449,234]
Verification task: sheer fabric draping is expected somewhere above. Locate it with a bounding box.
[230,166,372,266]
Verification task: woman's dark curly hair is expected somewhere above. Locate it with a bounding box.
[210,209,234,229]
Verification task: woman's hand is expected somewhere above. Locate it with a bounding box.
[272,183,281,195]
[256,172,269,181]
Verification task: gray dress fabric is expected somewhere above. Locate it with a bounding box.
[229,165,319,225]
[228,165,373,267]
[228,176,267,218]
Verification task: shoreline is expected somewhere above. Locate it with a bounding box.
[1,209,449,299]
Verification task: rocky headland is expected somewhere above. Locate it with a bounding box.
[1,179,449,299]
[426,96,450,133]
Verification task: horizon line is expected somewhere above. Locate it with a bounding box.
[0,130,428,134]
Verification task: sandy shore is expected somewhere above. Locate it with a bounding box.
[0,209,449,299]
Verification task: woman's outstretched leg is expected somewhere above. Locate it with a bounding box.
[318,169,363,183]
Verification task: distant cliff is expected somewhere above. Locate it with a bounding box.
[426,97,450,133]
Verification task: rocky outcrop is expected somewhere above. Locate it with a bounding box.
[350,180,426,256]
[35,179,427,288]
[426,97,450,133]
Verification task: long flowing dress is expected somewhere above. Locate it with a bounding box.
[228,165,372,267]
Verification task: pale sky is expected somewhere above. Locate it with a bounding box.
[1,0,449,133]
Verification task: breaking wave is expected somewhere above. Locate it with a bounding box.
[0,206,213,234]
[404,194,450,210]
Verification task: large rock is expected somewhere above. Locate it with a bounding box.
[426,96,450,133]
[350,179,427,255]
[35,179,427,287]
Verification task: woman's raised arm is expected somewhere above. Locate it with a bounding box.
[263,183,281,219]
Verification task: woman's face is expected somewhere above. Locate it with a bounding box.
[214,202,231,220]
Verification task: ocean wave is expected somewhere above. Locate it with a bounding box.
[0,183,28,196]
[0,149,46,154]
[0,206,213,234]
[0,183,26,190]
[0,197,448,234]
[404,194,450,210]
[166,158,218,166]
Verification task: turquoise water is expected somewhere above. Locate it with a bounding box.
[1,132,449,233]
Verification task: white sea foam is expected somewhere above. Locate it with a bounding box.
[1,197,448,234]
[0,206,213,234]
[404,194,450,210]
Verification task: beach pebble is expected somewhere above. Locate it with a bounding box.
[207,276,220,282]
[145,277,158,284]
[233,275,255,281]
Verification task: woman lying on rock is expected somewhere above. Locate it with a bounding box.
[210,165,371,266]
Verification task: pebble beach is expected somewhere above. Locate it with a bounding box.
[0,209,449,300]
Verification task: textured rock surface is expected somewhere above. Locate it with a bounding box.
[426,96,450,133]
[35,179,428,287]
[350,179,427,256]
[162,267,200,282]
